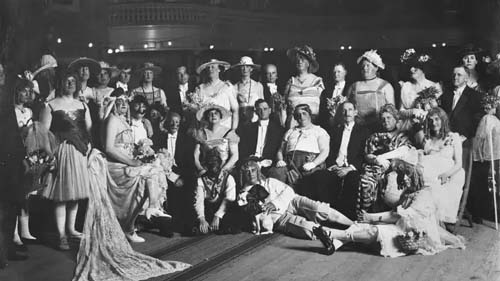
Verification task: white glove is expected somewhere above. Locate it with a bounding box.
[276,160,287,167]
[302,162,317,172]
[375,156,390,169]
[259,159,272,168]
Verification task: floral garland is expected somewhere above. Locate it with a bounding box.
[400,48,431,65]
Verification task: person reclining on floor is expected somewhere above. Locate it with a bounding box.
[238,158,354,255]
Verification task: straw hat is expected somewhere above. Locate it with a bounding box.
[230,56,261,70]
[286,45,319,73]
[67,57,101,76]
[98,61,119,77]
[136,62,162,76]
[357,50,385,69]
[196,59,230,74]
[196,103,230,121]
[32,54,58,78]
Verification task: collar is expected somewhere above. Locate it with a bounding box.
[454,85,466,95]
[259,119,270,127]
[344,121,355,130]
[168,131,178,138]
[179,83,188,90]
[335,80,346,89]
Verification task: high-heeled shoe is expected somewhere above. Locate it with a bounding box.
[58,236,70,251]
[125,232,145,243]
[313,226,336,255]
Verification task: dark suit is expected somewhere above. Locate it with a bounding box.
[165,83,195,115]
[237,119,285,163]
[439,86,482,139]
[316,122,369,220]
[262,82,285,124]
[0,84,26,262]
[318,82,350,131]
[154,129,196,227]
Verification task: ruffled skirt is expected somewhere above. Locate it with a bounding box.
[41,141,90,202]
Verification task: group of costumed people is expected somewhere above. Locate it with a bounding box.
[3,42,500,279]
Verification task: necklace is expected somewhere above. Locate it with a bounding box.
[205,80,224,99]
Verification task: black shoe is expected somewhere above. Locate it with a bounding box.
[21,237,38,245]
[7,252,29,261]
[444,223,456,234]
[313,226,336,255]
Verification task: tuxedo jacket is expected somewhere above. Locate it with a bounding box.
[439,86,482,139]
[155,129,195,174]
[165,83,195,115]
[327,122,369,171]
[318,82,350,131]
[237,119,285,162]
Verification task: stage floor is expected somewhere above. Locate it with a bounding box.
[1,220,499,281]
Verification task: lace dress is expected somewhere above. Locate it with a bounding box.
[73,149,189,281]
[285,75,324,126]
[351,189,465,258]
[195,81,236,128]
[106,122,168,234]
[419,132,465,223]
[41,105,91,201]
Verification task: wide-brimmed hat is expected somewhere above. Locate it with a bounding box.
[196,59,231,74]
[67,57,101,76]
[458,44,484,59]
[136,62,162,76]
[32,54,58,78]
[357,49,385,69]
[230,56,261,70]
[196,103,230,121]
[400,49,433,72]
[98,61,119,77]
[286,45,319,73]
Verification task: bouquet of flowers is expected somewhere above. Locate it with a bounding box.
[326,94,346,116]
[396,229,427,254]
[23,149,55,193]
[414,86,440,112]
[271,92,286,112]
[134,138,156,163]
[183,90,204,112]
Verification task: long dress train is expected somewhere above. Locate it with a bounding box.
[72,149,189,281]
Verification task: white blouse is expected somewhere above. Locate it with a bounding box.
[284,125,329,154]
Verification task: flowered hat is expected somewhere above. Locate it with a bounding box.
[400,49,433,72]
[67,57,101,77]
[357,49,385,69]
[286,45,319,73]
[230,56,261,70]
[196,59,231,74]
[136,62,162,76]
[98,61,119,77]
[196,103,230,121]
[32,54,58,78]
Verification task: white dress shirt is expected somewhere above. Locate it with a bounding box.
[452,85,466,110]
[332,80,346,98]
[116,81,128,93]
[255,119,269,157]
[130,119,148,144]
[179,83,188,104]
[267,83,278,94]
[336,121,355,167]
[167,131,178,161]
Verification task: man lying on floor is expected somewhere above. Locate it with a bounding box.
[238,158,354,254]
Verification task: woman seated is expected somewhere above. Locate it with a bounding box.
[358,104,413,219]
[415,107,465,224]
[103,91,169,243]
[192,149,236,235]
[269,104,329,197]
[193,104,239,176]
[129,95,154,145]
[320,159,465,258]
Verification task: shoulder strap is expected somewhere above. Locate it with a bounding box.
[376,80,389,92]
[48,103,54,112]
[223,129,232,138]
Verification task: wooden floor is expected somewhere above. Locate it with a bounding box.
[0,220,499,281]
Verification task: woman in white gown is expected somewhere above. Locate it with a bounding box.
[416,107,465,224]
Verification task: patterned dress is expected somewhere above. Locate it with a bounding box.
[357,131,411,218]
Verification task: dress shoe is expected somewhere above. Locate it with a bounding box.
[313,226,336,255]
[21,237,38,245]
[58,236,70,251]
[126,232,145,243]
[68,231,83,240]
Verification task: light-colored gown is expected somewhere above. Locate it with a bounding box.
[419,132,465,223]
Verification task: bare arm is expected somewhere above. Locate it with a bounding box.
[83,102,92,134]
[384,83,395,105]
[229,87,239,130]
[311,133,330,166]
[222,142,239,171]
[363,210,400,224]
[194,143,204,172]
[103,115,141,166]
[39,104,52,131]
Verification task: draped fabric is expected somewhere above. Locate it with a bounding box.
[473,114,500,162]
[73,149,190,281]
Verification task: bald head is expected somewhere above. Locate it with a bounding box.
[264,64,278,83]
